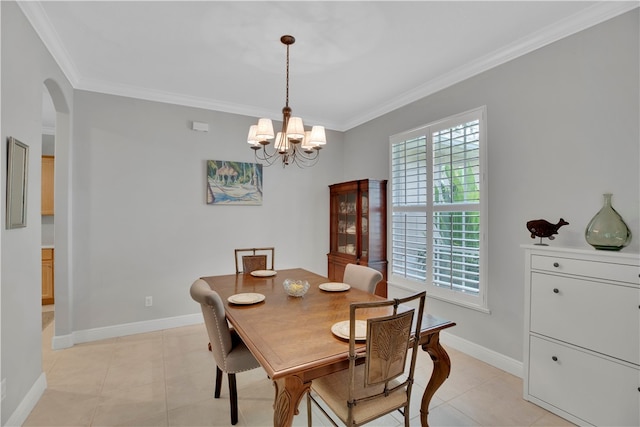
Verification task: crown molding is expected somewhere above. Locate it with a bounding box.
[18,1,81,87]
[74,76,334,128]
[75,76,272,118]
[21,1,639,132]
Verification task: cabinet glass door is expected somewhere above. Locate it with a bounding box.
[337,192,357,256]
[361,191,369,258]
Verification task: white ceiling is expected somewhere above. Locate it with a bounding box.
[28,1,637,132]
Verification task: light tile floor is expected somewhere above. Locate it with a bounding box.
[25,319,575,426]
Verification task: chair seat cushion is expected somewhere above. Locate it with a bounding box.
[311,364,408,425]
[225,330,261,373]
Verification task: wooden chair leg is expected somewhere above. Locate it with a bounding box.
[404,405,410,427]
[229,373,238,425]
[214,366,223,398]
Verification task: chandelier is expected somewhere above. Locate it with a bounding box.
[247,35,327,168]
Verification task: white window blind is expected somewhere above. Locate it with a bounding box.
[390,107,487,310]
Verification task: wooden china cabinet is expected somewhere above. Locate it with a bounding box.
[327,179,388,297]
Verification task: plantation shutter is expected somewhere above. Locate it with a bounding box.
[390,107,486,307]
[391,136,428,280]
[431,119,481,293]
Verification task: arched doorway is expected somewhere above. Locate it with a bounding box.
[42,79,71,349]
[41,88,55,340]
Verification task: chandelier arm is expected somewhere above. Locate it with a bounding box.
[292,145,320,161]
[289,146,321,168]
[254,145,282,166]
[293,154,320,168]
[257,141,320,168]
[256,152,279,167]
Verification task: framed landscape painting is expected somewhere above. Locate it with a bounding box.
[207,160,263,205]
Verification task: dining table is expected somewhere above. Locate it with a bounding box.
[200,268,456,427]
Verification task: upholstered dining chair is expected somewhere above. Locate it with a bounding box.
[234,247,275,273]
[190,279,261,425]
[342,264,383,294]
[307,291,426,427]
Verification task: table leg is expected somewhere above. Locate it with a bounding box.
[420,332,451,427]
[273,375,310,427]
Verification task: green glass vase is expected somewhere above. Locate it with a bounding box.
[585,193,631,251]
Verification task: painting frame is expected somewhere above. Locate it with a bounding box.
[207,160,263,205]
[6,137,29,229]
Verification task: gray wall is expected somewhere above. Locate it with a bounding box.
[41,134,54,156]
[1,1,73,424]
[343,9,640,362]
[70,91,344,331]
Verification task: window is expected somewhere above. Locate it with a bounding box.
[389,107,487,311]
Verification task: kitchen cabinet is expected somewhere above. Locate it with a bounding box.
[328,179,387,296]
[41,155,54,215]
[523,245,639,426]
[42,248,54,305]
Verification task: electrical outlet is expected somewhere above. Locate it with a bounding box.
[145,296,153,307]
[1,378,6,401]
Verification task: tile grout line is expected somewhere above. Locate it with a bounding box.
[33,325,569,427]
[89,334,117,427]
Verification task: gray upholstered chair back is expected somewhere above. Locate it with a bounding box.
[343,264,383,294]
[190,279,260,425]
[190,279,233,370]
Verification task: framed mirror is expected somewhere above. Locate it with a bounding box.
[6,137,29,229]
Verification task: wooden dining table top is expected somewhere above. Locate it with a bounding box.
[200,268,455,381]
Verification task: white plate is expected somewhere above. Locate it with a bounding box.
[227,293,266,305]
[250,270,277,277]
[331,320,367,341]
[319,282,351,292]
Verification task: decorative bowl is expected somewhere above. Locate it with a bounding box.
[283,279,310,297]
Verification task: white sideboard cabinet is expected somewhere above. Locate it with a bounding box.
[523,245,639,426]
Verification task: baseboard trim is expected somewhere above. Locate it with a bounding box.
[51,333,74,350]
[48,313,523,379]
[4,373,47,427]
[52,313,203,349]
[440,331,524,378]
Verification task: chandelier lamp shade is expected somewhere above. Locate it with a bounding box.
[247,35,327,168]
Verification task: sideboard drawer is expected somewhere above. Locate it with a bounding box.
[529,336,640,427]
[530,272,640,365]
[531,254,640,284]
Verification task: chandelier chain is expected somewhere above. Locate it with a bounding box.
[285,43,290,108]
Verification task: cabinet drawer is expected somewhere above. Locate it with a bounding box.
[529,336,639,427]
[531,254,639,284]
[42,248,53,261]
[530,272,639,365]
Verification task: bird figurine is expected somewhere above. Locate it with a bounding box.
[526,218,569,245]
